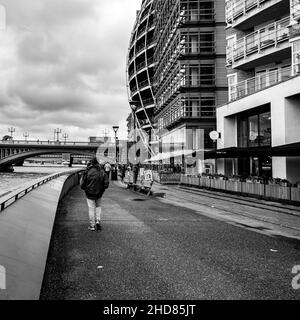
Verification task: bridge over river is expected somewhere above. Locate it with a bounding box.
[0,140,120,170]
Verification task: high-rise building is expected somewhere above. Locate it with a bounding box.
[127,0,156,139]
[127,0,228,173]
[216,0,300,182]
[152,0,227,173]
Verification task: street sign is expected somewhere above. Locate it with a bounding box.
[144,170,153,181]
[209,131,220,141]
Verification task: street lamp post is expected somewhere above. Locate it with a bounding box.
[54,128,62,142]
[63,133,69,144]
[129,101,139,143]
[112,126,119,163]
[129,101,140,166]
[8,127,15,140]
[112,126,119,181]
[23,132,29,142]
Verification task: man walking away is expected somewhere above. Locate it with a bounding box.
[81,157,109,231]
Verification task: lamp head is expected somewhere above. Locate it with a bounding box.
[129,100,140,112]
[112,126,119,134]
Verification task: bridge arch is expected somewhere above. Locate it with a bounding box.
[0,149,96,168]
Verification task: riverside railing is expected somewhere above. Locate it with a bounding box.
[0,170,83,212]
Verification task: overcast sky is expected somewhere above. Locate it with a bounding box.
[0,0,142,141]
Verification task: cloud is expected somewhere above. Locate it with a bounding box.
[0,0,142,140]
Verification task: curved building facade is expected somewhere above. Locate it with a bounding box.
[126,0,156,137]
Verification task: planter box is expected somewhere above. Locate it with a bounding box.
[241,182,265,196]
[200,177,211,188]
[190,176,199,186]
[291,187,300,202]
[226,181,242,193]
[159,173,181,184]
[152,171,160,183]
[180,175,188,185]
[211,179,226,191]
[265,184,290,201]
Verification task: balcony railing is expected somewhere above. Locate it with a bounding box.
[156,73,216,109]
[291,0,300,21]
[181,41,215,55]
[180,8,215,24]
[229,65,293,101]
[143,97,155,107]
[158,105,216,130]
[227,16,290,65]
[226,0,272,25]
[130,78,153,95]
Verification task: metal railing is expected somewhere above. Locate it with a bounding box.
[291,0,300,21]
[158,105,216,130]
[227,16,290,65]
[181,41,215,55]
[0,170,83,212]
[226,0,271,24]
[180,8,215,24]
[143,97,155,107]
[0,140,103,146]
[229,65,293,101]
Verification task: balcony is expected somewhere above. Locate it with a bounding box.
[227,16,290,69]
[291,0,300,22]
[156,72,216,110]
[179,8,215,24]
[158,105,216,130]
[226,0,289,30]
[229,65,293,101]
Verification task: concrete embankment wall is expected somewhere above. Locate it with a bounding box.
[0,171,82,300]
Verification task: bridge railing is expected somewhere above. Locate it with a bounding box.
[0,140,106,146]
[0,169,84,212]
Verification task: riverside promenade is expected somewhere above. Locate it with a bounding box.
[41,181,300,300]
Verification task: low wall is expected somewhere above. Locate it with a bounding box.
[0,170,82,300]
[180,175,300,205]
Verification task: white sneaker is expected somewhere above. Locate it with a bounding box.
[88,225,96,231]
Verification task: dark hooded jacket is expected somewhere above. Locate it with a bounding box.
[84,164,109,200]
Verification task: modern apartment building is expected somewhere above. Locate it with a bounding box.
[153,0,228,173]
[127,0,156,143]
[215,0,300,182]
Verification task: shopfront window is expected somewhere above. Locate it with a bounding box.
[259,112,272,146]
[238,109,271,148]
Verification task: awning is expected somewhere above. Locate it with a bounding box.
[204,142,300,159]
[144,149,204,163]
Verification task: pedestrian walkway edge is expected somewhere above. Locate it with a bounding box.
[0,171,81,300]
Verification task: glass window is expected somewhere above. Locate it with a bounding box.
[200,64,215,85]
[248,115,259,147]
[259,112,271,146]
[293,40,300,74]
[237,109,271,148]
[238,118,248,148]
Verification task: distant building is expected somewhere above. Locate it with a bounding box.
[89,136,112,144]
[2,135,12,141]
[215,0,300,182]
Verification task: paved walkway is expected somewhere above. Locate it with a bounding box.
[41,182,300,300]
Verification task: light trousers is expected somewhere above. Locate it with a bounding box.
[86,198,102,226]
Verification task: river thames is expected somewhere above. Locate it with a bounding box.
[0,165,84,199]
